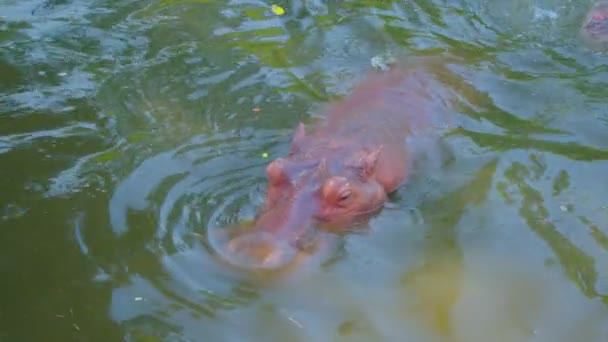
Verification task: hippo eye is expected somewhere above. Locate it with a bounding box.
[337,189,352,205]
[322,177,352,206]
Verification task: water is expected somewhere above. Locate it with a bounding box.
[1,0,608,341]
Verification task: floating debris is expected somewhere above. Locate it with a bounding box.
[271,4,285,16]
[370,51,397,71]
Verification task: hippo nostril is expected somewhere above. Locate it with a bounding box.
[221,231,297,270]
[228,232,275,259]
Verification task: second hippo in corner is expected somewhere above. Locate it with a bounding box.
[581,1,608,51]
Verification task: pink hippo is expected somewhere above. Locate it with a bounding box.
[211,57,458,271]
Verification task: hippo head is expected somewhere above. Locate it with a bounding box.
[262,123,387,229]
[219,123,387,270]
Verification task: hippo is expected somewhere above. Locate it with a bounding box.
[581,1,608,50]
[210,57,458,271]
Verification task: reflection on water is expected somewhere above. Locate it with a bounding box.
[1,0,608,340]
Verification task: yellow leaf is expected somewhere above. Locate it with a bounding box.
[271,4,285,16]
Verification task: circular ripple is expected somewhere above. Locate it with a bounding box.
[104,127,294,335]
[109,127,289,257]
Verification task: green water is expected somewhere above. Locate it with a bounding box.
[1,0,607,341]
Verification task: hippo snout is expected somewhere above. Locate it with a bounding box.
[224,231,297,270]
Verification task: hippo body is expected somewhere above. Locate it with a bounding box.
[216,58,456,270]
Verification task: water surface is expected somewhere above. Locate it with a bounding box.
[1,0,608,341]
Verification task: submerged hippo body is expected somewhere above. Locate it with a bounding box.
[214,58,456,270]
[581,1,608,50]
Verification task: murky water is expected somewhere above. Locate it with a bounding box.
[1,0,608,341]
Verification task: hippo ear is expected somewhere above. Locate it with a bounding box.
[290,122,306,155]
[267,158,287,185]
[361,145,383,179]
